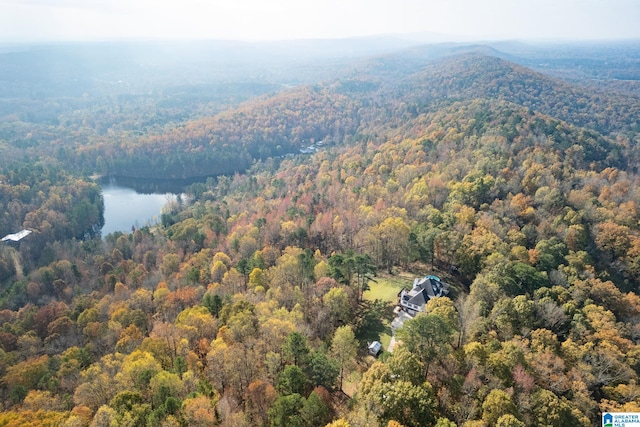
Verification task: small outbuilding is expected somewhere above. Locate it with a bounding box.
[1,229,32,242]
[368,341,382,356]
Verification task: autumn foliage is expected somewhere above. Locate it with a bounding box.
[1,44,640,426]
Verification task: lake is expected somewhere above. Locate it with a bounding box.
[100,178,176,235]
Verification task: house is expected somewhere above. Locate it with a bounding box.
[368,341,382,356]
[1,229,32,243]
[398,275,449,316]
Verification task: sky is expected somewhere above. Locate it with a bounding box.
[1,0,639,43]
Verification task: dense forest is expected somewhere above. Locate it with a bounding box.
[1,39,640,426]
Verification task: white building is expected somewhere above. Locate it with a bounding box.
[368,341,382,356]
[1,229,32,242]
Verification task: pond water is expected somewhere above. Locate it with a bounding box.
[100,178,176,235]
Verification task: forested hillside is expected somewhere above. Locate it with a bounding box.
[398,54,640,136]
[76,52,640,180]
[81,87,362,179]
[1,41,640,426]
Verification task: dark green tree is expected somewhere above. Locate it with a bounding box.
[283,332,310,367]
[305,351,339,389]
[300,390,331,427]
[268,393,305,427]
[203,293,224,318]
[277,365,309,396]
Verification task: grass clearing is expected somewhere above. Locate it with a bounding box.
[379,329,392,351]
[360,274,411,353]
[363,274,411,303]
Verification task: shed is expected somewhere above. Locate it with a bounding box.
[368,341,382,356]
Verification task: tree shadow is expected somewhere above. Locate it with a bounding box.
[353,299,395,344]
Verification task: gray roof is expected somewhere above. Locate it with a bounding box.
[402,276,449,308]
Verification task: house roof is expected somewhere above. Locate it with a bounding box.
[405,287,428,307]
[1,229,32,242]
[402,276,449,308]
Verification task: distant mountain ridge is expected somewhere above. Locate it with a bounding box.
[78,49,640,179]
[395,53,640,136]
[2,39,639,180]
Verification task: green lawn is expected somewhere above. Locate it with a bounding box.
[361,274,411,353]
[379,329,392,351]
[363,275,411,303]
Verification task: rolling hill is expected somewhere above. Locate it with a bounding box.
[75,50,640,180]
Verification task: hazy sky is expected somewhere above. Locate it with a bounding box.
[1,0,639,43]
